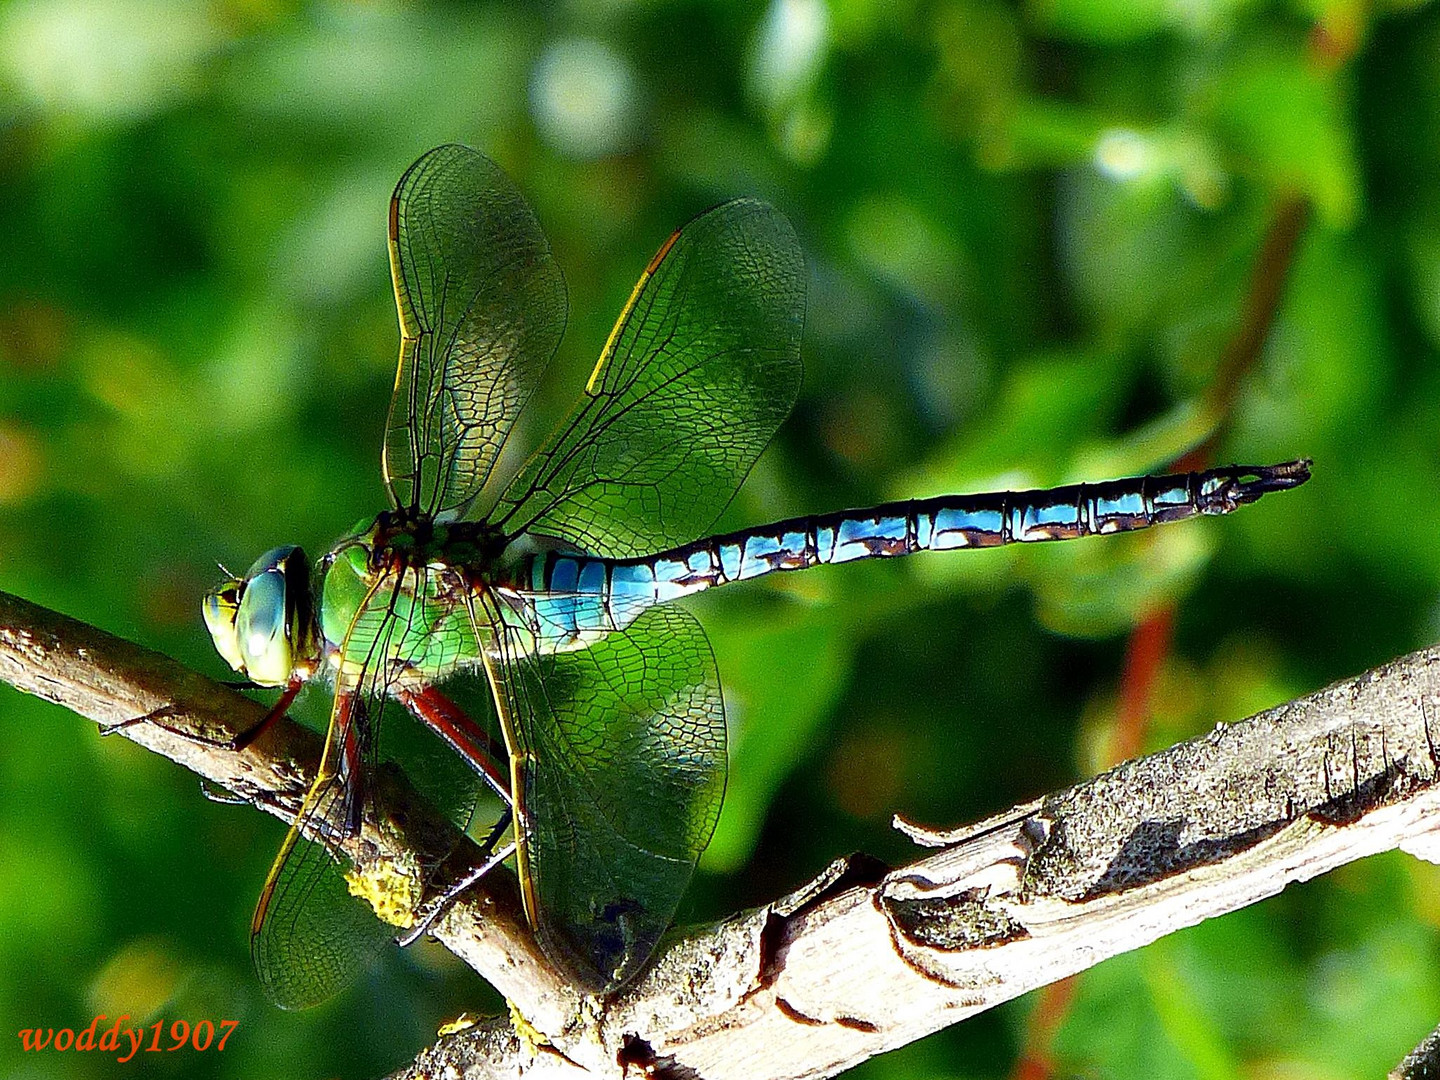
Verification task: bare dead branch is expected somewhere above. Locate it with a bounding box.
[4,589,1439,1078]
[394,644,1440,1079]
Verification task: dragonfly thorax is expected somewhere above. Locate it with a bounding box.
[365,509,507,573]
[202,545,320,688]
[313,513,513,689]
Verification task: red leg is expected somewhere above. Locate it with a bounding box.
[390,686,518,945]
[395,685,512,806]
[332,690,367,836]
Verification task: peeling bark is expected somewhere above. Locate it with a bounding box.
[393,645,1440,1079]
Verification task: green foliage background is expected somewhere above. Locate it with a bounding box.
[2,0,1439,1076]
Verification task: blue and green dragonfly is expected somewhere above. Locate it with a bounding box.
[200,144,1310,1006]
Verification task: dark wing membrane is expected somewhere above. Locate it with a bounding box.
[490,199,805,558]
[484,602,725,991]
[385,144,567,519]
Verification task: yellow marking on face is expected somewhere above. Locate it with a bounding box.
[586,226,682,396]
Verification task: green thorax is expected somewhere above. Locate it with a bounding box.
[318,511,509,685]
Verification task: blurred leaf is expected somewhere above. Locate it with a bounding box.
[88,939,185,1021]
[1141,940,1240,1080]
[222,6,529,145]
[0,0,224,120]
[1030,0,1263,42]
[1207,49,1361,226]
[1029,525,1216,637]
[929,0,1023,152]
[702,600,852,871]
[1055,950,1202,1079]
[902,349,1129,499]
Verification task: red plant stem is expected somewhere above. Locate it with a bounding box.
[1008,173,1313,1080]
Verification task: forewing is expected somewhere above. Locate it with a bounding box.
[491,199,804,557]
[386,144,567,518]
[486,603,725,991]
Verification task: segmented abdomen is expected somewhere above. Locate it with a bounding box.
[515,461,1310,644]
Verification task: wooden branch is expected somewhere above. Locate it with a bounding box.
[1394,1023,1440,1080]
[0,590,586,1025]
[4,589,1439,1078]
[395,644,1440,1079]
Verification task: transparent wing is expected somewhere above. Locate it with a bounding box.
[481,601,725,991]
[385,144,567,518]
[489,199,805,558]
[250,566,486,1008]
[250,763,392,1010]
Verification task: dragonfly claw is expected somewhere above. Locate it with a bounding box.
[397,838,517,948]
[99,703,182,737]
[199,778,252,806]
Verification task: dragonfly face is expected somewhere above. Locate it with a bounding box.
[203,545,318,688]
[198,143,1309,1008]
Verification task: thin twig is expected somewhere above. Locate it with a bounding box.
[1192,194,1310,462]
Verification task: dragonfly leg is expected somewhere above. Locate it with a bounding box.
[250,688,369,946]
[395,685,513,806]
[334,692,367,837]
[101,676,304,752]
[397,807,516,948]
[198,778,252,805]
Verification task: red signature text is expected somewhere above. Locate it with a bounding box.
[17,1016,238,1063]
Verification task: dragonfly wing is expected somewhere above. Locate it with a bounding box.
[491,198,804,557]
[484,602,725,991]
[251,565,488,1008]
[250,768,393,1010]
[386,144,567,519]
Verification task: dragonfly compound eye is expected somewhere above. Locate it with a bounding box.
[231,545,313,687]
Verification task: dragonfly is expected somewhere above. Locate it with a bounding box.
[197,143,1311,1006]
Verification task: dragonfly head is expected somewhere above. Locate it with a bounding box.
[203,546,318,687]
